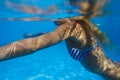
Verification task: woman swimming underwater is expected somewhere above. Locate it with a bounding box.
[0,0,120,80]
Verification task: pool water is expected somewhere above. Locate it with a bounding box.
[0,0,120,80]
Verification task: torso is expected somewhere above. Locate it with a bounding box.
[65,19,120,80]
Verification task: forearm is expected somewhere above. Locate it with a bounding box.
[0,23,74,61]
[0,39,34,61]
[0,34,57,61]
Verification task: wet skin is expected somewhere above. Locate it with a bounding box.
[0,17,120,80]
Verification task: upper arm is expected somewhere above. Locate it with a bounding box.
[29,22,75,50]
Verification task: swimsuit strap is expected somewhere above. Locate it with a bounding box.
[69,43,99,62]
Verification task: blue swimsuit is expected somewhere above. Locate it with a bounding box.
[69,43,99,62]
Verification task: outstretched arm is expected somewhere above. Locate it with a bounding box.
[0,23,74,61]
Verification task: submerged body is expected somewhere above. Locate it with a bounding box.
[0,0,120,80]
[0,17,120,80]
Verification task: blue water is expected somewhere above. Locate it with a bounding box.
[0,0,120,80]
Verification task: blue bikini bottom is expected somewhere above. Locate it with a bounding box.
[69,43,99,62]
